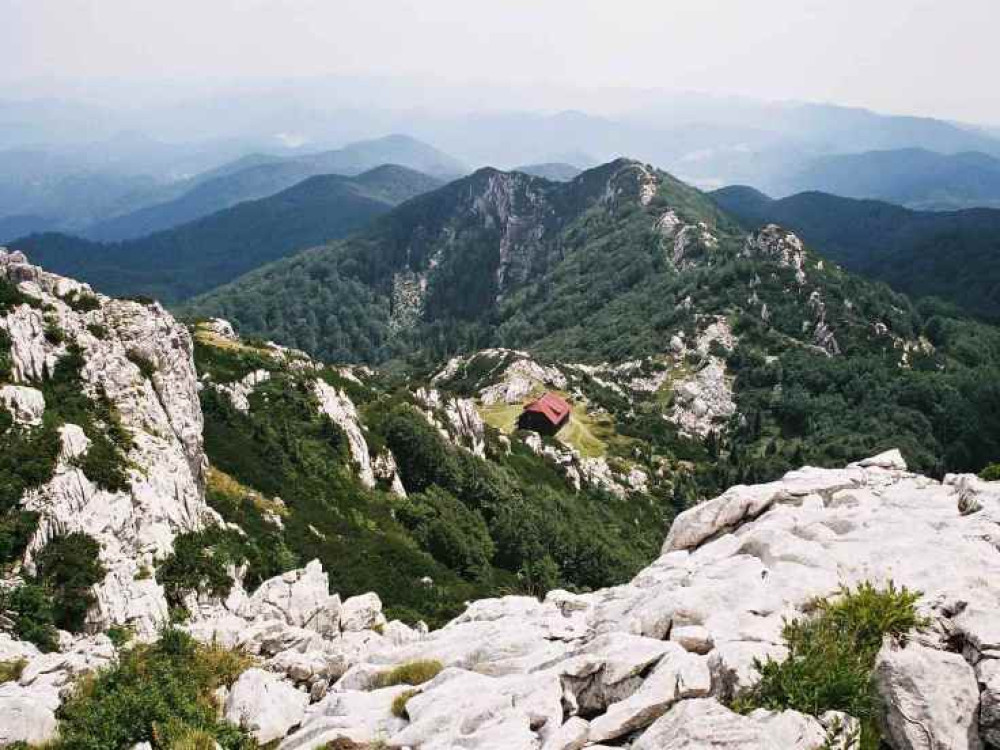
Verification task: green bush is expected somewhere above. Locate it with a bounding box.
[34,532,107,633]
[979,463,1000,481]
[0,329,12,381]
[731,581,926,750]
[0,509,40,567]
[52,628,256,750]
[373,659,443,688]
[0,277,33,314]
[396,487,494,578]
[86,323,109,340]
[1,582,59,652]
[157,528,249,607]
[61,290,101,313]
[127,350,157,381]
[74,432,131,493]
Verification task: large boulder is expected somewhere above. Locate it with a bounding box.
[225,668,310,744]
[0,683,59,746]
[239,560,341,636]
[873,641,981,750]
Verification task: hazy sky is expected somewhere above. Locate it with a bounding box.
[2,0,998,124]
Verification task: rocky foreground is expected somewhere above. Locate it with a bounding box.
[3,247,1000,748]
[6,445,1000,748]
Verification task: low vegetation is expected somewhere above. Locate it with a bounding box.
[0,532,106,651]
[731,581,927,750]
[373,659,443,688]
[0,656,27,683]
[52,628,256,750]
[390,688,419,718]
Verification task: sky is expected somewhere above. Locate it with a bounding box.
[1,0,998,124]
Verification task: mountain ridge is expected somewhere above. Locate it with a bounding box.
[712,185,1000,317]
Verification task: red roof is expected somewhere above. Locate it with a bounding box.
[523,392,571,425]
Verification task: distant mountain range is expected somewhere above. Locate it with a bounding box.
[712,185,1000,317]
[0,134,464,242]
[513,163,582,181]
[10,164,441,302]
[779,148,1000,210]
[81,135,465,241]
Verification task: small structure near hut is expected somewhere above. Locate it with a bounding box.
[518,392,571,435]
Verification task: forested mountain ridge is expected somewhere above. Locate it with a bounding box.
[782,148,1000,210]
[82,134,465,241]
[712,185,1000,318]
[186,158,1000,482]
[10,165,442,303]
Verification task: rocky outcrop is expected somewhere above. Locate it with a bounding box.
[225,668,310,743]
[743,225,808,285]
[415,387,486,458]
[171,450,1000,749]
[1,248,212,638]
[314,379,379,489]
[215,368,270,413]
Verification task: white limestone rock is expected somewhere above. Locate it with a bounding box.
[225,668,309,744]
[239,560,342,636]
[339,592,386,633]
[0,384,44,425]
[2,249,212,639]
[873,641,981,750]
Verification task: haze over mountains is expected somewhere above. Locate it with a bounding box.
[9,164,440,302]
[0,133,463,242]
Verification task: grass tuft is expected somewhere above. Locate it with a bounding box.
[372,659,443,689]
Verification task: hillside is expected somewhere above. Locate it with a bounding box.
[183,158,1000,484]
[712,185,1000,317]
[10,165,441,302]
[783,148,1000,210]
[4,251,1000,748]
[84,134,465,241]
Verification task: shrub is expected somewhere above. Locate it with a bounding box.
[52,628,255,750]
[0,329,11,381]
[106,625,134,648]
[0,582,59,652]
[44,318,65,345]
[127,350,157,381]
[75,432,131,493]
[731,581,926,750]
[0,509,40,567]
[34,532,107,633]
[396,487,494,578]
[372,659,443,688]
[157,527,248,607]
[62,290,101,313]
[0,277,33,314]
[86,323,109,340]
[390,688,419,718]
[980,463,1000,481]
[0,657,27,683]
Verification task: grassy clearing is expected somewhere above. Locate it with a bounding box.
[477,401,526,433]
[207,466,288,518]
[557,399,616,459]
